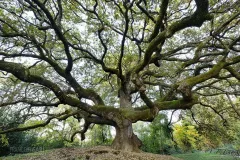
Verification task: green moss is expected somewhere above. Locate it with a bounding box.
[120,108,153,122]
[92,105,119,114]
[155,95,198,110]
[118,95,198,122]
[184,61,226,87]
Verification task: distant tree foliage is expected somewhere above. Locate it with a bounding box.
[136,113,173,154]
[173,122,201,152]
[87,125,113,146]
[0,108,37,156]
[178,96,240,151]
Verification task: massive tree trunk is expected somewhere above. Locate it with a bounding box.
[111,85,142,152]
[112,119,142,152]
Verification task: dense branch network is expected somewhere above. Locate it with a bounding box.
[0,0,239,144]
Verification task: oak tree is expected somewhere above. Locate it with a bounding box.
[0,0,239,152]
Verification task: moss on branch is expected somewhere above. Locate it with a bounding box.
[134,0,212,73]
[118,96,198,122]
[178,61,226,89]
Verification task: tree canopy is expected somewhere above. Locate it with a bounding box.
[0,0,239,152]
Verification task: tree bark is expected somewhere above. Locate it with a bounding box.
[113,82,142,152]
[112,119,142,152]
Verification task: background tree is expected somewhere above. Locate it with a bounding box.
[0,0,239,152]
[173,122,202,152]
[87,124,113,146]
[178,96,240,151]
[136,113,174,154]
[0,107,37,156]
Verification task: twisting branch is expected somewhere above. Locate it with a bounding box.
[226,93,240,118]
[0,99,60,108]
[148,0,169,42]
[118,2,132,80]
[31,0,73,74]
[136,0,156,23]
[70,122,91,141]
[0,110,80,134]
[200,102,228,125]
[225,66,240,80]
[134,0,212,73]
[70,115,115,141]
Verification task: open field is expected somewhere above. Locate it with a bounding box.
[173,152,240,160]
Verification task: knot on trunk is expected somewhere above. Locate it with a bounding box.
[132,74,146,93]
[177,82,192,100]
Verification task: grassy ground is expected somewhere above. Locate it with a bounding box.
[173,152,240,160]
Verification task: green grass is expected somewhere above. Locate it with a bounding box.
[173,152,240,160]
[0,150,51,160]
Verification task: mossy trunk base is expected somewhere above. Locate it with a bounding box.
[112,123,142,152]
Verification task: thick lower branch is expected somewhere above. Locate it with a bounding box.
[0,99,60,108]
[70,116,115,142]
[120,96,199,122]
[0,110,79,134]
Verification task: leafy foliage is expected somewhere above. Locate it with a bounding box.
[173,122,202,152]
[175,96,240,151]
[86,125,113,146]
[0,0,239,152]
[0,107,37,156]
[136,113,174,154]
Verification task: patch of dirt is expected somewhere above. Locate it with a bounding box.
[6,146,182,160]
